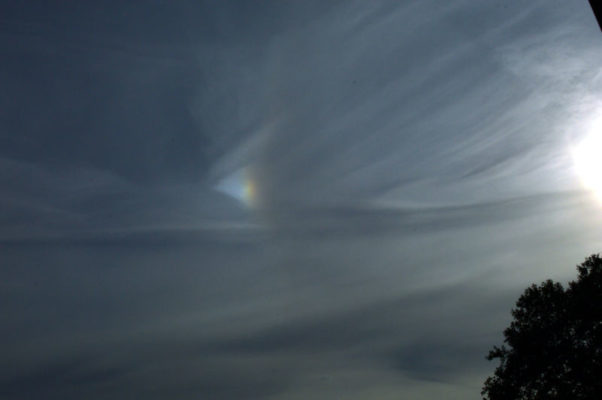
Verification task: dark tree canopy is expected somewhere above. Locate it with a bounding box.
[482,254,602,400]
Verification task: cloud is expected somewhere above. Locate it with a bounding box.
[3,1,602,399]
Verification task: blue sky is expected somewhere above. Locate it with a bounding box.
[2,1,602,399]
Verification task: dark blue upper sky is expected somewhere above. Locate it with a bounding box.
[2,1,602,399]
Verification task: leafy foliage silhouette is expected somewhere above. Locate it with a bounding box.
[482,254,602,399]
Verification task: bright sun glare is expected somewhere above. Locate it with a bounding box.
[572,117,602,201]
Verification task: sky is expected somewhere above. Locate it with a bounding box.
[2,1,602,399]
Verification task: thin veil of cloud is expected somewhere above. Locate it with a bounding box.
[2,1,602,399]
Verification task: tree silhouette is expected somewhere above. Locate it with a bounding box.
[482,254,602,399]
